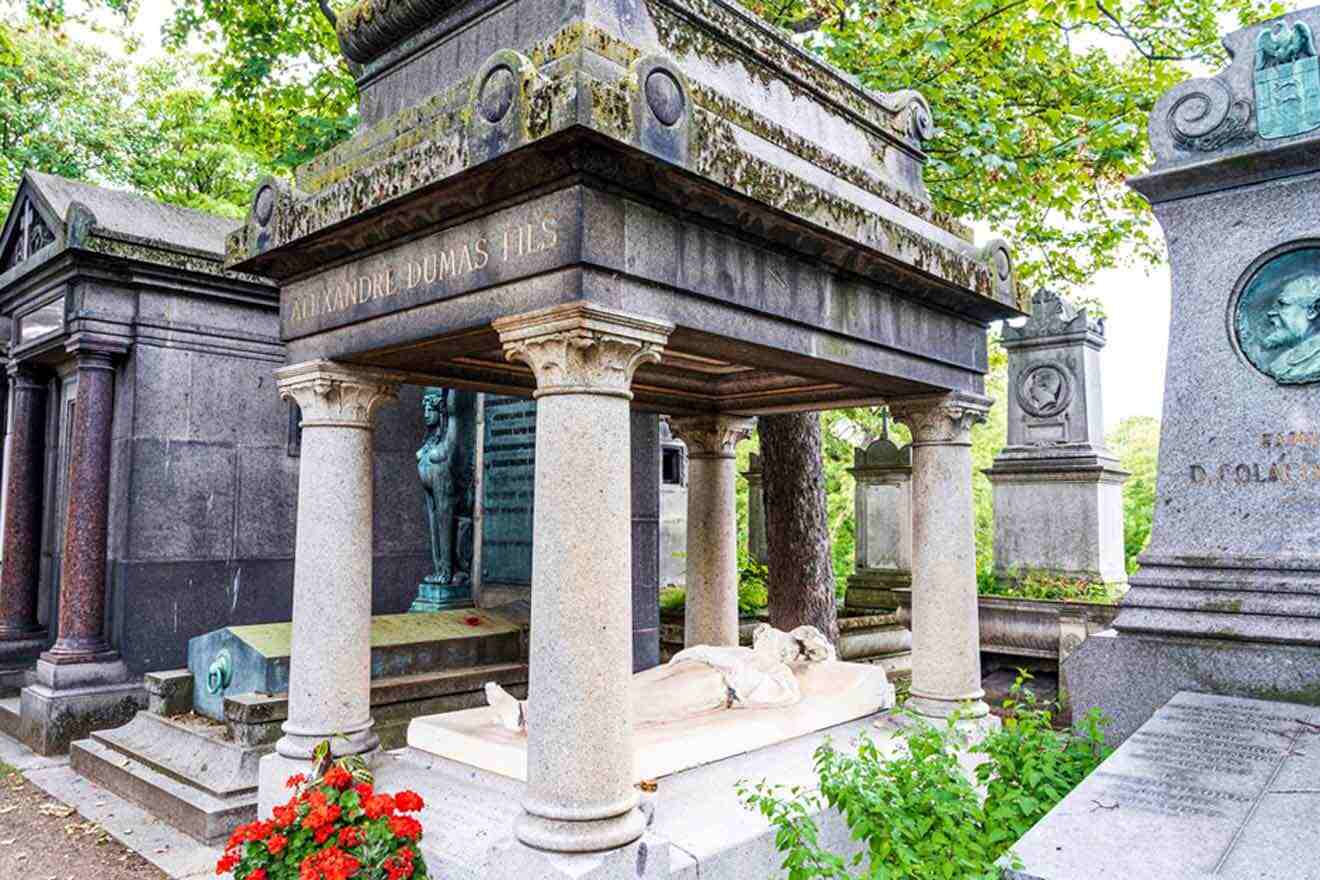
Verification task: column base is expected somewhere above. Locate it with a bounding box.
[515,807,648,854]
[258,747,382,816]
[410,576,474,612]
[495,832,668,879]
[275,718,379,761]
[33,656,129,690]
[19,675,145,756]
[0,633,47,668]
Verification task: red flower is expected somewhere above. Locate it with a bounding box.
[323,765,353,791]
[215,853,239,875]
[314,823,336,844]
[249,870,268,880]
[300,846,361,880]
[302,800,341,832]
[363,794,395,820]
[273,803,297,829]
[387,814,423,841]
[286,774,307,789]
[338,826,361,848]
[394,791,424,813]
[353,782,373,801]
[266,833,288,855]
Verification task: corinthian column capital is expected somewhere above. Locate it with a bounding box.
[669,414,755,459]
[889,392,992,446]
[493,303,672,399]
[276,360,403,428]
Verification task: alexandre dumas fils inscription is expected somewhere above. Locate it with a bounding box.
[1234,246,1320,385]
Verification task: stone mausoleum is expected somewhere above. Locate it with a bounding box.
[0,173,442,754]
[220,0,1025,874]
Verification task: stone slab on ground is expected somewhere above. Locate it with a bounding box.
[408,660,894,782]
[1008,691,1320,880]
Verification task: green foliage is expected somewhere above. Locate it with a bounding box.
[740,682,1110,879]
[1107,415,1160,573]
[746,0,1285,289]
[979,568,1124,603]
[164,0,357,167]
[0,20,140,209]
[658,549,772,616]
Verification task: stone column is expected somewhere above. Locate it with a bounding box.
[41,344,122,668]
[270,361,400,770]
[891,392,992,723]
[743,453,768,565]
[0,364,48,665]
[669,415,753,648]
[494,303,671,854]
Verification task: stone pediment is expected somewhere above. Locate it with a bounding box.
[1001,288,1105,346]
[0,181,63,277]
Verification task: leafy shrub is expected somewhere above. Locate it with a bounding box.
[979,568,1124,604]
[659,550,770,616]
[217,743,429,880]
[740,682,1109,880]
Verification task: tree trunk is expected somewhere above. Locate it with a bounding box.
[758,412,839,643]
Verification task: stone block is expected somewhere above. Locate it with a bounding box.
[1065,628,1320,744]
[189,609,524,720]
[125,438,237,561]
[234,445,299,558]
[1008,692,1320,879]
[19,678,146,756]
[145,669,194,716]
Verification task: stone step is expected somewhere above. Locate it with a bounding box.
[71,735,255,845]
[223,661,529,749]
[90,711,263,797]
[0,695,19,740]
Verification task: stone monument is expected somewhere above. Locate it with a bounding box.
[845,416,913,611]
[985,289,1128,585]
[412,387,477,611]
[743,452,768,566]
[1068,8,1320,743]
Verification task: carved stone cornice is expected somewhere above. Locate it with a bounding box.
[275,360,403,428]
[494,303,672,399]
[669,414,755,459]
[889,392,992,446]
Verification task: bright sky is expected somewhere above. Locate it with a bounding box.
[79,2,1176,430]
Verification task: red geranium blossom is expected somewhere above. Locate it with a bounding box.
[394,790,424,812]
[388,814,423,841]
[323,765,353,790]
[266,833,288,855]
[353,782,373,801]
[338,826,362,848]
[363,794,395,820]
[285,773,307,789]
[215,853,238,875]
[249,870,267,880]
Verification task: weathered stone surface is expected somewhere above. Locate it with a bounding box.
[845,432,912,610]
[1008,692,1320,879]
[144,669,193,717]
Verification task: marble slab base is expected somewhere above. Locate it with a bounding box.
[408,660,892,781]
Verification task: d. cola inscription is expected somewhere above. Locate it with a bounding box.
[1187,426,1320,486]
[287,213,559,324]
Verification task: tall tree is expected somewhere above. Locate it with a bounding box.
[759,413,839,642]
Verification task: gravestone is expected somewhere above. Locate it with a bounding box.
[1067,8,1320,743]
[1008,692,1320,879]
[844,430,913,611]
[985,289,1128,584]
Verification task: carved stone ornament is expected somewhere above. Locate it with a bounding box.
[276,360,403,427]
[494,303,673,399]
[1254,18,1320,139]
[1234,245,1320,385]
[669,415,755,458]
[1004,289,1105,342]
[889,392,992,445]
[335,0,464,64]
[1166,77,1255,152]
[1015,362,1073,418]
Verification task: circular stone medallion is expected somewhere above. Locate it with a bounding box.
[645,69,684,127]
[478,65,517,124]
[1016,363,1071,418]
[253,185,275,226]
[1234,246,1320,385]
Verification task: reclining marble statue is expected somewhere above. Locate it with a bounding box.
[485,624,894,732]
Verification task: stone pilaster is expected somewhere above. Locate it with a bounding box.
[0,363,48,665]
[890,391,992,722]
[494,302,671,854]
[42,344,123,666]
[669,415,754,648]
